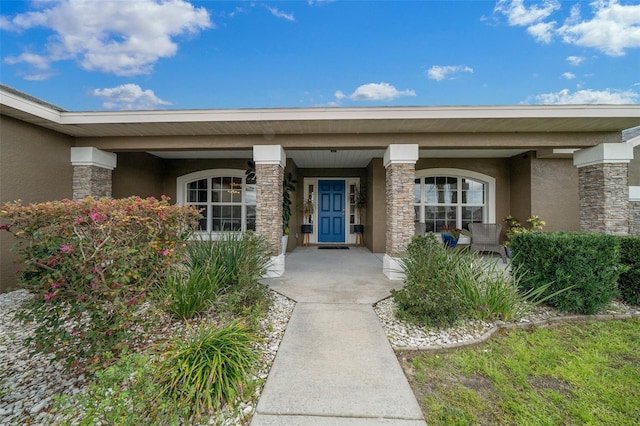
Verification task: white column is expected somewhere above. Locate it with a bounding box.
[383,144,419,280]
[253,145,287,278]
[574,143,634,235]
[70,147,117,200]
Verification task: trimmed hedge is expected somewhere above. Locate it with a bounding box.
[618,236,640,305]
[510,232,621,315]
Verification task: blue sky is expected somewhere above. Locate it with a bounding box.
[1,0,639,111]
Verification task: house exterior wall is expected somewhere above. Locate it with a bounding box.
[112,152,165,199]
[531,157,579,231]
[509,154,532,226]
[0,115,73,293]
[631,202,640,235]
[367,159,387,253]
[630,145,640,186]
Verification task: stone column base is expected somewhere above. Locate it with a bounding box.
[264,254,285,278]
[383,254,405,281]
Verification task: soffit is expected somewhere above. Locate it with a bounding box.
[148,148,530,168]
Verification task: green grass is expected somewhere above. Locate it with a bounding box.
[400,319,640,425]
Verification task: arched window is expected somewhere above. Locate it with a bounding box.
[414,168,495,233]
[177,169,256,233]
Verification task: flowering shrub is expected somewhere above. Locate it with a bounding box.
[0,196,201,369]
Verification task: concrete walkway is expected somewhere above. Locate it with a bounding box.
[252,247,426,425]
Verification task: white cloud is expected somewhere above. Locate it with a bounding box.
[427,65,474,81]
[308,1,335,6]
[92,84,172,110]
[526,21,556,43]
[335,82,416,101]
[494,0,640,56]
[494,0,560,26]
[4,52,54,80]
[266,6,295,21]
[566,55,585,65]
[557,0,640,56]
[529,88,639,104]
[562,72,576,80]
[2,0,212,77]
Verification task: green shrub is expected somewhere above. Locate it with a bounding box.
[511,232,621,314]
[53,352,187,425]
[391,235,472,327]
[618,236,640,305]
[156,322,259,418]
[0,196,201,370]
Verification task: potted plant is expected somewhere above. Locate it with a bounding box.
[353,185,366,234]
[281,172,297,254]
[301,198,314,234]
[441,224,462,248]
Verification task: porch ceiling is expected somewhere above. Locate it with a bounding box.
[2,87,640,138]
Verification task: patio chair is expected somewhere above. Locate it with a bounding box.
[414,222,426,237]
[468,223,507,262]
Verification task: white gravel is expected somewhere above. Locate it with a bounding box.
[0,289,295,426]
[374,297,640,350]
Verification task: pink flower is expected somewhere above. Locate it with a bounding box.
[90,212,107,222]
[105,330,114,336]
[44,293,55,302]
[74,218,83,224]
[158,249,170,256]
[50,282,63,289]
[71,329,80,336]
[60,244,74,253]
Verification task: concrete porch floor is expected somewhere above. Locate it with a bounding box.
[260,246,405,304]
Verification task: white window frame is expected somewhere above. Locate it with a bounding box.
[414,168,496,235]
[177,169,256,237]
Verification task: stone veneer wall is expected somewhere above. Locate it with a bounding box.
[255,163,284,256]
[631,201,640,236]
[72,165,113,200]
[578,163,629,235]
[385,162,416,257]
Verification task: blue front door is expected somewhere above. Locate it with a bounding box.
[318,180,346,243]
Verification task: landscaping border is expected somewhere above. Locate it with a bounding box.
[394,312,640,352]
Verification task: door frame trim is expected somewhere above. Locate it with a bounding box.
[303,177,360,245]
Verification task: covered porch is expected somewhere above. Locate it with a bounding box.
[2,87,639,285]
